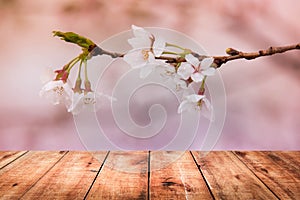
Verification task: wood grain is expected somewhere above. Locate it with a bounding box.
[0,151,66,199]
[234,151,300,200]
[150,151,212,199]
[21,151,108,200]
[0,151,298,199]
[86,151,148,200]
[192,151,278,200]
[0,151,27,169]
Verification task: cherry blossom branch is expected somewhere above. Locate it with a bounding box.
[45,29,300,115]
[213,43,300,68]
[90,43,300,69]
[155,43,300,68]
[55,31,299,68]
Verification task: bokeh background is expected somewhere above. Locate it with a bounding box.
[0,0,299,150]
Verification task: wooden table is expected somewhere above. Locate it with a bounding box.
[0,151,299,199]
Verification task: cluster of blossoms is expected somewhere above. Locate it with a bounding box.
[40,32,113,115]
[123,25,215,118]
[40,25,216,118]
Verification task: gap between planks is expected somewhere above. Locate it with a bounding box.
[233,151,300,199]
[0,151,28,170]
[0,151,68,199]
[191,151,279,199]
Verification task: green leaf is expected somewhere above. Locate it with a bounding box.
[52,31,95,49]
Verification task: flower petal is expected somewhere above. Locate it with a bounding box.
[175,78,187,90]
[165,64,175,73]
[128,37,151,49]
[191,72,204,82]
[186,94,204,103]
[185,54,200,67]
[123,50,147,68]
[201,57,214,69]
[153,36,166,57]
[202,67,216,76]
[131,25,151,38]
[63,82,73,97]
[177,63,194,80]
[177,100,189,113]
[40,80,73,106]
[201,98,214,121]
[40,80,63,92]
[147,52,156,62]
[69,92,107,115]
[83,92,98,112]
[68,93,84,115]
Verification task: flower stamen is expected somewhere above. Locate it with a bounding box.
[83,97,96,105]
[53,86,64,96]
[142,49,150,60]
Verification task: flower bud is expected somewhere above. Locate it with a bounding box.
[73,79,82,93]
[226,48,239,56]
[53,31,95,50]
[54,69,69,83]
[84,80,93,93]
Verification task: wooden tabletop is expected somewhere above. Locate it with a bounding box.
[0,151,299,199]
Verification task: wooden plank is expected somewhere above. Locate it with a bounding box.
[150,151,212,199]
[0,151,66,199]
[86,151,148,200]
[273,151,300,172]
[21,151,108,199]
[234,151,300,200]
[192,151,278,199]
[0,151,27,169]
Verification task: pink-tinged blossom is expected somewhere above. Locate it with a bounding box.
[177,54,215,83]
[68,91,116,115]
[178,94,213,120]
[124,25,166,78]
[39,80,73,106]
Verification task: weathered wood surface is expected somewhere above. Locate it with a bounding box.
[0,151,298,200]
[234,151,300,200]
[150,151,212,199]
[86,151,148,199]
[0,151,66,199]
[0,151,27,169]
[22,151,108,200]
[191,151,278,199]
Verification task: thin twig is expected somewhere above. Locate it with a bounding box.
[156,43,300,68]
[213,43,300,68]
[90,43,300,68]
[89,45,124,58]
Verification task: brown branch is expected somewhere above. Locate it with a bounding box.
[90,43,300,68]
[89,45,124,58]
[213,43,300,68]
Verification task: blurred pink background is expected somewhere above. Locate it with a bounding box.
[0,0,299,150]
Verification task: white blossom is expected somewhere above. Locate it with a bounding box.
[124,25,166,78]
[39,80,73,106]
[130,25,152,42]
[178,94,204,113]
[177,54,215,83]
[160,65,188,91]
[178,94,213,120]
[177,62,195,80]
[68,91,115,115]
